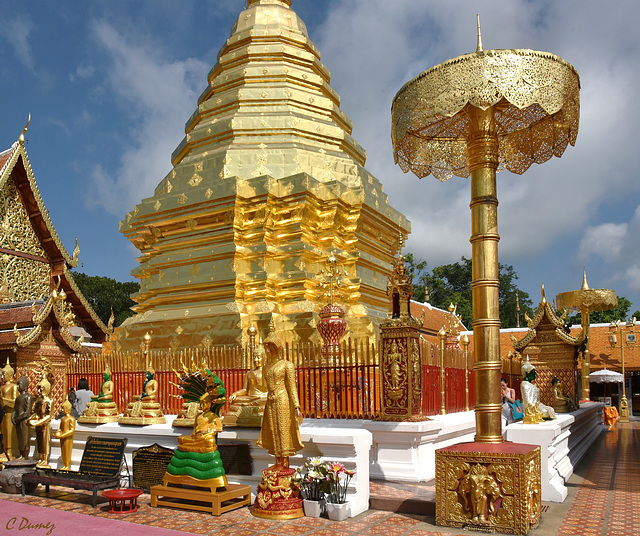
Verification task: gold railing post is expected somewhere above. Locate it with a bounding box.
[462,334,470,411]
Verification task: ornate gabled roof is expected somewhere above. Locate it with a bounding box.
[0,142,79,268]
[512,284,584,351]
[0,135,107,344]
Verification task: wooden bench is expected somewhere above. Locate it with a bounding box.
[22,436,128,507]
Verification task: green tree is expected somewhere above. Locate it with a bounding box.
[564,296,635,326]
[71,272,139,327]
[407,255,534,329]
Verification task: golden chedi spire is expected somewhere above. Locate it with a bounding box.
[118,0,409,351]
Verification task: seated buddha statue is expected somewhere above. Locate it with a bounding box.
[552,377,577,413]
[224,343,268,427]
[78,365,119,423]
[520,356,555,423]
[119,365,166,425]
[178,378,226,453]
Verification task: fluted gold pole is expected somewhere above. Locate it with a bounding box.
[467,105,503,443]
[580,306,591,401]
[438,326,447,415]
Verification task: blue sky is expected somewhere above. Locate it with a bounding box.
[2,0,640,317]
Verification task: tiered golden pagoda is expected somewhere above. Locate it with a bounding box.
[116,0,409,351]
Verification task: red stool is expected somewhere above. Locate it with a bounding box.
[103,489,143,513]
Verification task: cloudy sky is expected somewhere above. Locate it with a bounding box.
[1,0,639,316]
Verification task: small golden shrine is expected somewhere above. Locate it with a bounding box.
[0,127,107,418]
[510,286,584,408]
[379,241,425,421]
[116,0,410,352]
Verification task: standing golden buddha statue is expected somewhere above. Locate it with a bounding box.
[1,358,19,460]
[27,371,54,468]
[54,400,76,471]
[253,321,304,520]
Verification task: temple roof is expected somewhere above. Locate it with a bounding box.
[0,138,107,344]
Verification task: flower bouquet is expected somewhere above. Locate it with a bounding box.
[294,457,331,501]
[326,461,355,504]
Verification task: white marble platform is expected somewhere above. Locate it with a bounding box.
[504,402,606,502]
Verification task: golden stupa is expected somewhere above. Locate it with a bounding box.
[116,0,410,351]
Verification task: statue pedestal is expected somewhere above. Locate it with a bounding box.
[78,401,120,424]
[118,401,166,425]
[0,460,38,494]
[435,442,541,535]
[252,468,304,520]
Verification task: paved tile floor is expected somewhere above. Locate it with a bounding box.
[1,420,638,535]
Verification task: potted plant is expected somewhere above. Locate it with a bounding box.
[325,461,355,521]
[294,457,331,517]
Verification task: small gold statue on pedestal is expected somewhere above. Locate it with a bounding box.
[27,368,54,468]
[54,400,76,470]
[521,356,555,424]
[1,358,19,461]
[224,343,267,427]
[78,365,119,424]
[119,363,167,425]
[253,322,304,520]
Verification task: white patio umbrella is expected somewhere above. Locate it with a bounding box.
[590,368,623,402]
[590,369,623,383]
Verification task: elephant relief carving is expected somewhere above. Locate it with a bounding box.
[457,464,502,524]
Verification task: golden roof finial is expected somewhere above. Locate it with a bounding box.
[476,14,483,53]
[19,114,31,145]
[581,268,590,291]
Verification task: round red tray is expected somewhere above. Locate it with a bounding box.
[103,489,143,513]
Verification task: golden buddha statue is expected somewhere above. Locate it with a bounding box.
[224,343,268,427]
[178,377,225,453]
[78,365,119,423]
[54,400,76,470]
[520,356,555,423]
[552,377,576,413]
[12,374,32,460]
[1,358,18,460]
[253,322,304,520]
[119,364,166,425]
[27,372,54,468]
[257,328,303,471]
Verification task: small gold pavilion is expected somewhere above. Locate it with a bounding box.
[117,0,410,351]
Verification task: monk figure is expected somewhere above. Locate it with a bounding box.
[53,400,76,470]
[1,358,18,460]
[520,356,555,422]
[225,343,268,427]
[28,374,54,468]
[257,327,303,471]
[11,375,32,460]
[552,377,577,413]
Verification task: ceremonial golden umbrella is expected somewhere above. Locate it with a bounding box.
[556,271,617,402]
[391,21,580,443]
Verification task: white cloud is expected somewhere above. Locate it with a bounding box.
[85,20,208,216]
[311,0,640,274]
[0,14,35,71]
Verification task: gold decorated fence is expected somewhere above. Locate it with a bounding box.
[67,338,474,420]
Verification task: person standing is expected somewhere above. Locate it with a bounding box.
[501,377,516,424]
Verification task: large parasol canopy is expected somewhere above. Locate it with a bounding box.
[556,271,618,313]
[392,47,580,181]
[590,369,623,383]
